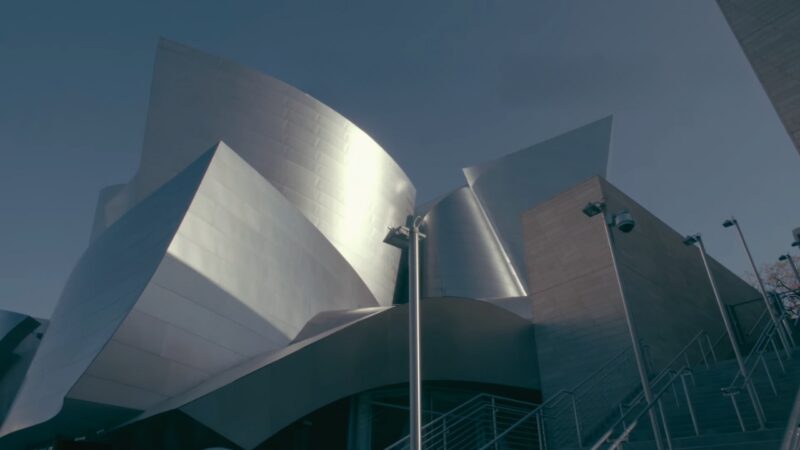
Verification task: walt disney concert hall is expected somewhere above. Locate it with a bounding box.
[0,39,797,450]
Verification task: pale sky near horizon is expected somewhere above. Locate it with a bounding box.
[1,1,799,318]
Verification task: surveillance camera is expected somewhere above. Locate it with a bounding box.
[614,210,635,233]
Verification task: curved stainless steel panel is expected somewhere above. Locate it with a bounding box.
[419,117,613,300]
[462,116,613,292]
[95,39,415,306]
[124,298,539,449]
[1,143,379,438]
[420,187,525,299]
[70,143,379,411]
[0,151,216,438]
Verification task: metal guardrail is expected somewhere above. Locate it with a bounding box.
[590,367,691,450]
[722,309,794,432]
[591,309,799,448]
[382,393,537,450]
[482,331,716,450]
[781,384,800,450]
[586,331,717,450]
[384,347,637,450]
[384,303,798,450]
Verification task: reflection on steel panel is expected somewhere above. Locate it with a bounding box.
[92,39,415,306]
[469,116,612,291]
[420,187,524,299]
[1,143,379,439]
[0,151,216,438]
[419,117,612,300]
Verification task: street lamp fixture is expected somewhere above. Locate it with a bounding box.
[582,201,604,218]
[384,225,411,249]
[682,235,699,246]
[383,215,426,450]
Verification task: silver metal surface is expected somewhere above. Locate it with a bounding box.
[142,297,537,449]
[382,215,425,450]
[409,218,422,450]
[420,116,612,300]
[0,150,218,438]
[419,186,523,300]
[1,143,380,439]
[462,116,613,292]
[92,39,415,306]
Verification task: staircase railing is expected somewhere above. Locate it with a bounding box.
[722,309,795,431]
[586,330,715,450]
[781,383,800,450]
[383,347,637,450]
[589,367,689,450]
[477,347,637,450]
[482,331,716,450]
[382,393,537,450]
[385,325,740,450]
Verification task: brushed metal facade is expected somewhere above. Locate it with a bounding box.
[92,39,415,306]
[0,151,213,438]
[1,143,379,439]
[419,116,613,300]
[128,298,538,449]
[419,186,523,299]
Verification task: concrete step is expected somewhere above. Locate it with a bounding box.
[565,429,784,450]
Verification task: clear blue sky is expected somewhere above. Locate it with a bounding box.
[1,1,799,318]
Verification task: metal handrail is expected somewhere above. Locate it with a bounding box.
[703,329,727,364]
[590,368,689,450]
[781,384,800,450]
[725,310,788,392]
[384,347,634,450]
[480,331,713,450]
[746,308,770,338]
[585,329,721,450]
[722,309,794,431]
[614,331,709,419]
[382,393,534,449]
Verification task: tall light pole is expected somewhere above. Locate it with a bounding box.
[683,234,765,428]
[723,218,792,353]
[582,201,664,450]
[384,215,426,450]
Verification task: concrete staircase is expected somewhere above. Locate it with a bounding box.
[619,348,800,449]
